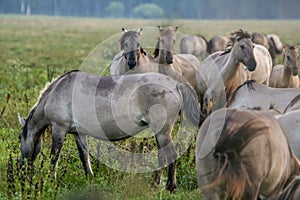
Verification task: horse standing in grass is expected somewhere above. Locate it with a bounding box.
[153,26,200,88]
[110,28,156,75]
[269,45,299,88]
[196,29,256,112]
[18,70,204,192]
[179,34,208,61]
[196,108,300,199]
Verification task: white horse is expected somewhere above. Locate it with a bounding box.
[247,44,272,85]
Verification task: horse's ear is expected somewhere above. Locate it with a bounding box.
[122,28,127,34]
[174,26,178,32]
[137,28,143,36]
[18,113,26,126]
[158,25,162,32]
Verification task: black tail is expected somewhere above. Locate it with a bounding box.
[176,82,204,128]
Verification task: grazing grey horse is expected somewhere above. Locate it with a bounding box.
[196,108,300,199]
[110,28,156,75]
[207,35,230,54]
[267,33,284,64]
[252,32,283,64]
[179,34,208,60]
[18,70,203,192]
[269,45,299,88]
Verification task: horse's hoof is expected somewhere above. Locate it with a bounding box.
[166,184,177,193]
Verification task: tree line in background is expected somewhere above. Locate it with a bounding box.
[1,0,300,19]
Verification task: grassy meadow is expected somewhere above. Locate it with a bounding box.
[0,15,300,199]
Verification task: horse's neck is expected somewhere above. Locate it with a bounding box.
[221,51,241,83]
[157,52,166,65]
[283,63,294,85]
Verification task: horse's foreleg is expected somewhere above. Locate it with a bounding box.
[50,124,67,173]
[155,133,177,192]
[74,134,94,176]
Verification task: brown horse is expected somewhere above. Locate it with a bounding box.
[269,45,299,88]
[196,108,300,199]
[153,26,200,88]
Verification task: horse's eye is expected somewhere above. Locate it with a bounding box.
[240,45,245,50]
[287,55,290,60]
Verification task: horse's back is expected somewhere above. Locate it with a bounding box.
[43,71,181,140]
[227,81,300,112]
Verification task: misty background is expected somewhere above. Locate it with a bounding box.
[1,0,300,19]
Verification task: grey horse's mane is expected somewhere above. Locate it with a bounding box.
[283,94,300,113]
[22,70,79,137]
[220,29,251,56]
[227,80,256,105]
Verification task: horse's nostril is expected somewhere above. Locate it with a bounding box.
[128,60,136,69]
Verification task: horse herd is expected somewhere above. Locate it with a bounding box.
[18,26,300,199]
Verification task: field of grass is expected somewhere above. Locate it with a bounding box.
[0,15,300,199]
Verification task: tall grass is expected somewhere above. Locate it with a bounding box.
[1,15,300,199]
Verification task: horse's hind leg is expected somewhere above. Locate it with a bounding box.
[74,134,94,176]
[50,123,68,172]
[154,127,177,192]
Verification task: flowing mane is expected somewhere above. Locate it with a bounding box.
[227,80,256,105]
[220,29,251,56]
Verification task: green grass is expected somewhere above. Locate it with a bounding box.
[1,15,300,199]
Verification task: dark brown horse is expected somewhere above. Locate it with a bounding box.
[196,108,300,199]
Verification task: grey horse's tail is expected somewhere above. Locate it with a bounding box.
[176,82,204,128]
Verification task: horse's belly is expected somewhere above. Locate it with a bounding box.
[75,120,146,141]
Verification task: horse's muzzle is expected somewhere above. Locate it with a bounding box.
[246,59,257,72]
[166,55,173,64]
[128,60,137,69]
[293,68,299,76]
